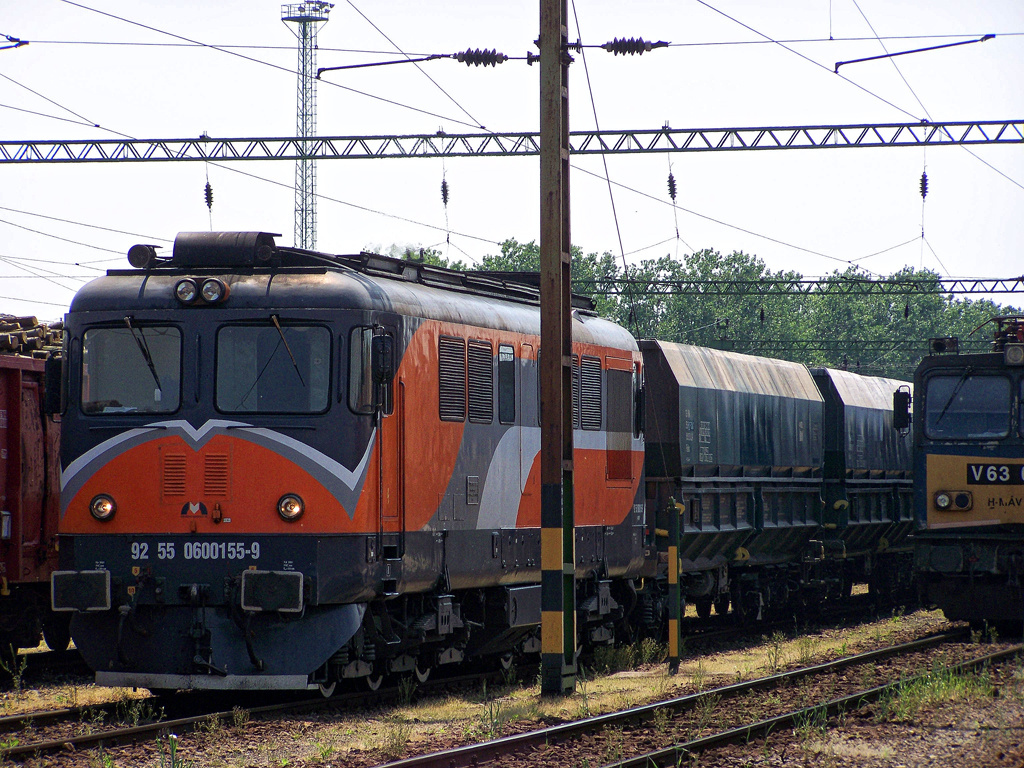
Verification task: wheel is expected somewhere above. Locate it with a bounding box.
[318,681,337,698]
[365,672,384,691]
[695,598,712,620]
[43,616,72,653]
[414,663,432,684]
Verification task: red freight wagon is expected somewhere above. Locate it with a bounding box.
[0,351,68,651]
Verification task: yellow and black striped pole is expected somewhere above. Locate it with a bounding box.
[539,0,576,696]
[668,498,684,673]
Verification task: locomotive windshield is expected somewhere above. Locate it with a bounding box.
[216,322,330,413]
[924,373,1011,440]
[81,325,181,414]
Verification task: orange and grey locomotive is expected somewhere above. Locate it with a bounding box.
[50,232,644,691]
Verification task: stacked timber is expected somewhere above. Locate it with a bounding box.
[0,315,63,358]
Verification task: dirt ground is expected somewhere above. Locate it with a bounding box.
[705,659,1024,768]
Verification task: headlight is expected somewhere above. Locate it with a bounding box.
[90,494,117,521]
[933,492,952,511]
[277,494,304,521]
[201,278,228,304]
[174,278,198,304]
[954,492,973,511]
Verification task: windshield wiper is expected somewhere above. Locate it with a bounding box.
[123,316,163,401]
[935,365,973,424]
[271,315,305,387]
[230,317,306,410]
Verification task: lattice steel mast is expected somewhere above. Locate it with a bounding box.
[282,2,331,250]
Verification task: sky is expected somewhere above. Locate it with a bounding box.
[2,0,1022,322]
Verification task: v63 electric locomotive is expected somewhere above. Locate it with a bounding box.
[50,232,913,693]
[906,316,1024,633]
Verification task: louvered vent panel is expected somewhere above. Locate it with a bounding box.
[438,336,466,421]
[467,340,493,423]
[204,453,229,497]
[572,354,580,429]
[162,454,187,497]
[580,356,602,430]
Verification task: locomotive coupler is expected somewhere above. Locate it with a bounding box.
[181,583,220,676]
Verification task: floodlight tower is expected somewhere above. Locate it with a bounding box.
[282,2,331,250]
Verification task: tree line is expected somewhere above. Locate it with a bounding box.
[389,239,1022,382]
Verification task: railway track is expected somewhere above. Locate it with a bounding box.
[0,666,509,761]
[369,628,1014,768]
[605,642,1024,768]
[0,603,928,763]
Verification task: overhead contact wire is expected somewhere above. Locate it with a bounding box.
[343,0,491,131]
[570,0,645,339]
[572,165,882,276]
[57,0,483,131]
[696,0,924,121]
[24,32,1024,51]
[851,0,933,121]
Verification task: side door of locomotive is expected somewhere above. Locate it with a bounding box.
[376,325,404,549]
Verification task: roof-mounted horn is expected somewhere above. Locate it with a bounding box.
[171,232,279,268]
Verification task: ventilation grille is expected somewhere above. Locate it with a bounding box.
[468,340,493,423]
[162,454,187,497]
[204,453,229,497]
[580,356,602,430]
[572,354,580,429]
[439,336,467,421]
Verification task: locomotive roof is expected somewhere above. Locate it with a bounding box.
[68,232,636,349]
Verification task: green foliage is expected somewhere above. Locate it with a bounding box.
[619,254,1022,380]
[379,717,413,760]
[477,238,622,318]
[373,243,470,271]
[379,237,1022,381]
[876,666,994,722]
[592,638,666,673]
[0,645,27,696]
[158,734,195,768]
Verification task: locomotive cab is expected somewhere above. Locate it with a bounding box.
[912,317,1024,632]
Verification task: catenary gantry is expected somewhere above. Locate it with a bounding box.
[2,120,1021,164]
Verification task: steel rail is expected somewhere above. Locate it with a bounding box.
[0,700,115,733]
[375,628,970,768]
[0,668,501,761]
[606,642,1024,768]
[1,120,1020,164]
